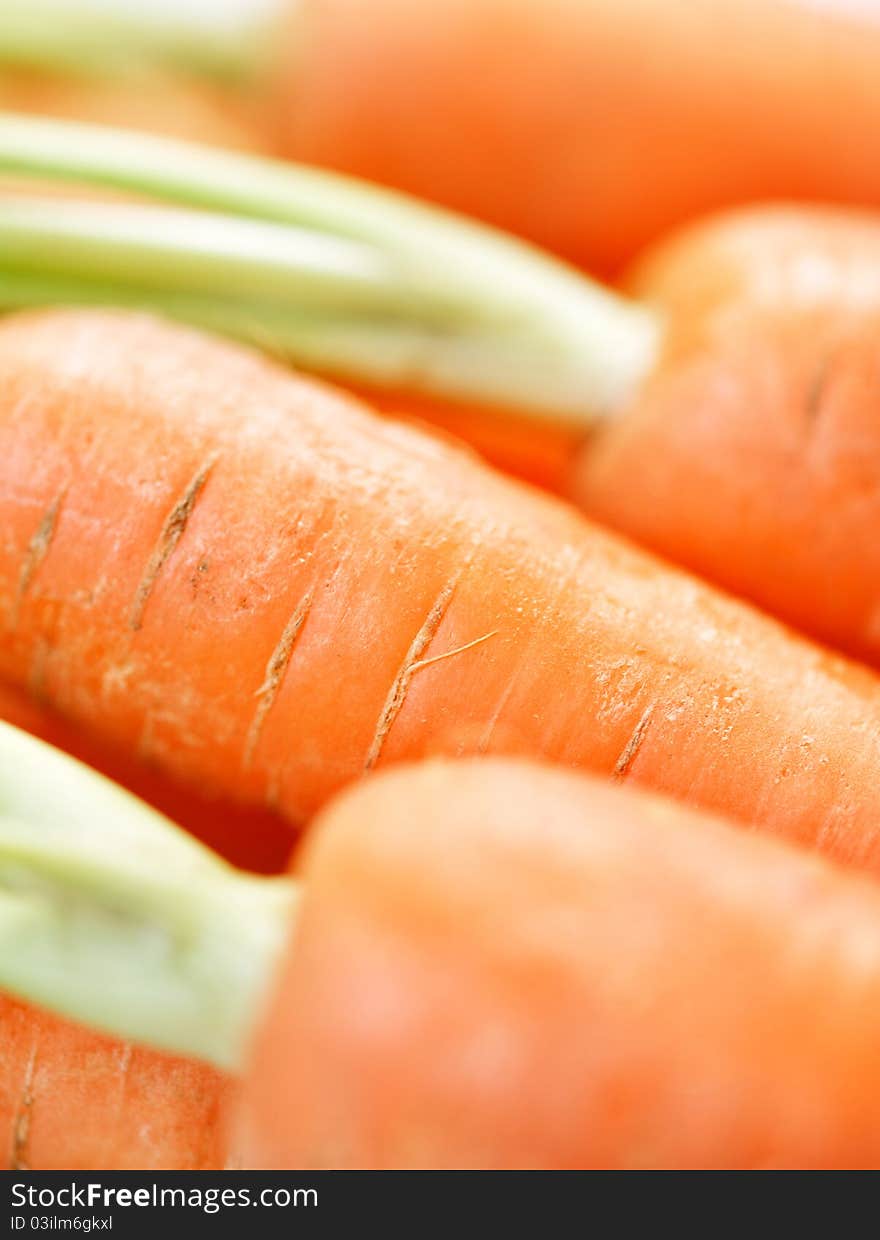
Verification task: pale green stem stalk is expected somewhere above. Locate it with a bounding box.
[0,0,268,83]
[0,114,660,423]
[0,720,295,1071]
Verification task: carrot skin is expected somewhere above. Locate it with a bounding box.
[0,678,292,874]
[4,310,880,871]
[246,759,880,1170]
[350,383,582,496]
[575,207,880,666]
[0,996,233,1170]
[0,682,273,1172]
[623,206,880,358]
[272,0,880,274]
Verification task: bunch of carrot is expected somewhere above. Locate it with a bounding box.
[9,1,880,273]
[6,725,880,1169]
[1,299,880,1169]
[3,112,880,666]
[4,0,880,1173]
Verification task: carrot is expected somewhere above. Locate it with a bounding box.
[0,679,283,1167]
[0,726,243,1171]
[354,385,580,496]
[0,719,291,1168]
[0,678,292,874]
[246,758,880,1169]
[9,121,880,657]
[8,736,880,1170]
[0,996,233,1171]
[3,307,880,872]
[574,205,880,667]
[0,676,288,1170]
[0,112,654,434]
[623,205,880,359]
[8,4,880,277]
[269,0,880,274]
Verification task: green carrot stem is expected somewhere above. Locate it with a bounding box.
[0,720,295,1070]
[0,113,660,423]
[0,0,268,83]
[0,197,438,315]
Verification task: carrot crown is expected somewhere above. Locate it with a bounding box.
[0,721,294,1070]
[0,113,659,425]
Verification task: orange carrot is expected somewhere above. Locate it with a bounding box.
[623,205,880,358]
[0,678,291,874]
[269,0,880,274]
[356,384,579,496]
[9,744,880,1170]
[0,721,274,1171]
[0,681,278,1173]
[10,3,880,276]
[245,758,880,1169]
[574,205,880,666]
[0,996,233,1170]
[3,308,880,871]
[9,121,880,656]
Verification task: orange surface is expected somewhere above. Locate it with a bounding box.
[0,679,292,874]
[272,0,880,274]
[3,310,880,873]
[576,206,880,666]
[248,759,880,1168]
[356,384,583,495]
[0,996,233,1170]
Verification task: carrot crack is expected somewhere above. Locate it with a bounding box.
[408,629,498,675]
[243,590,314,770]
[364,575,462,771]
[10,1041,37,1171]
[613,704,655,781]
[129,453,219,631]
[12,487,66,627]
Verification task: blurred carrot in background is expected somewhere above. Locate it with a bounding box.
[0,0,268,151]
[271,0,880,274]
[11,2,880,275]
[575,205,880,667]
[623,205,880,359]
